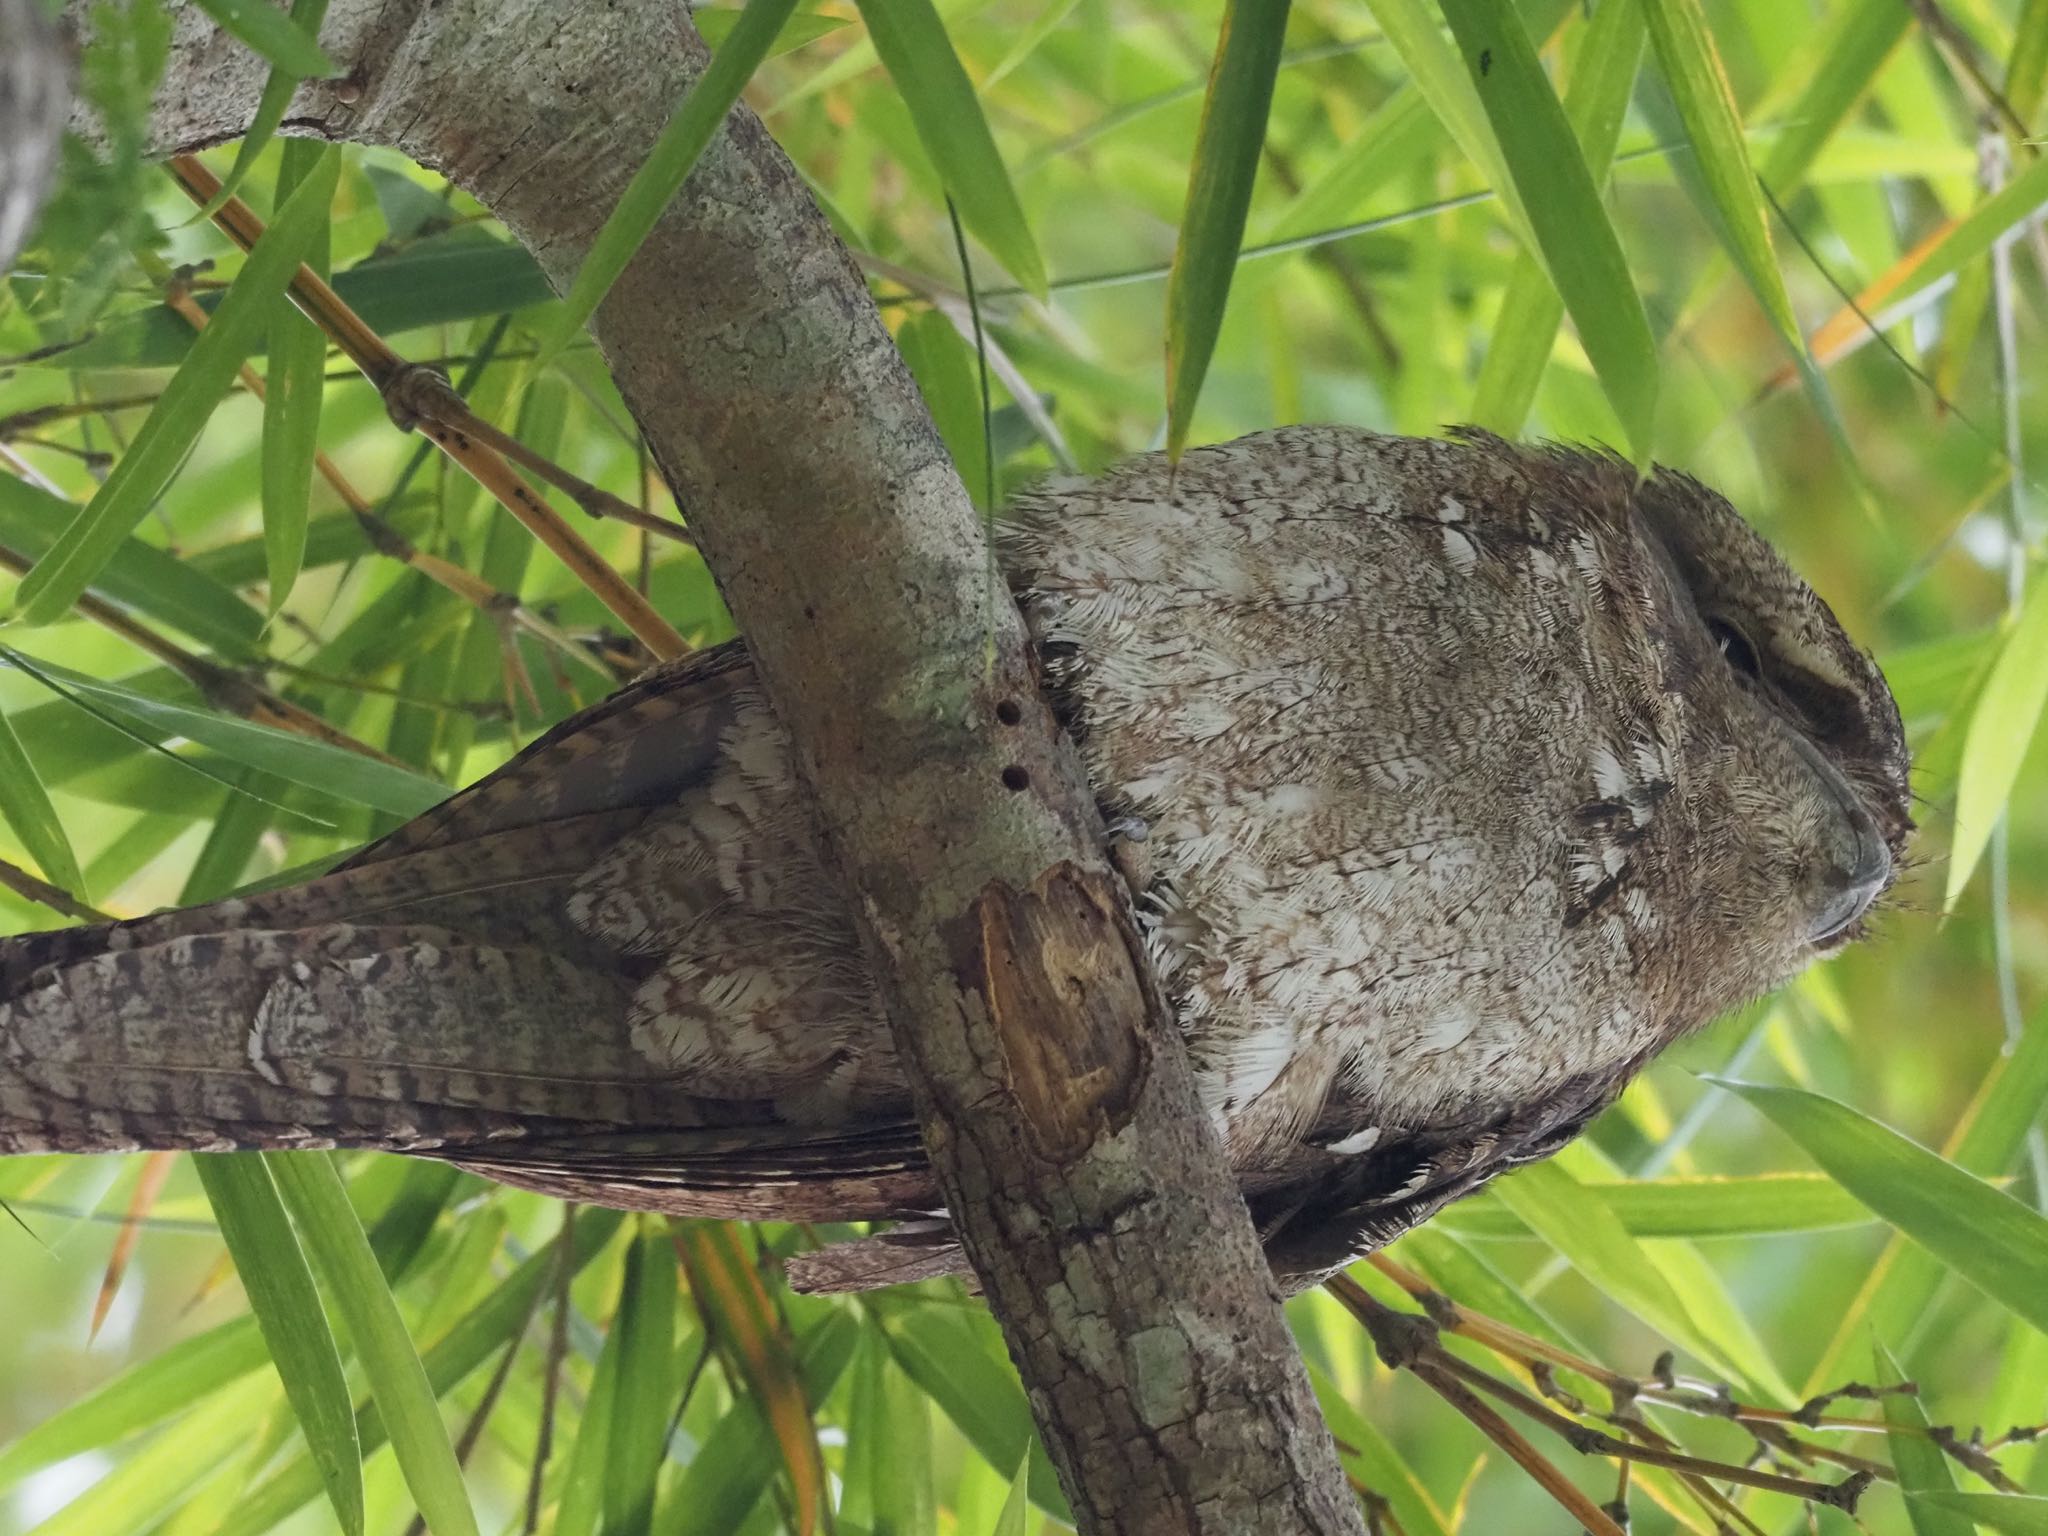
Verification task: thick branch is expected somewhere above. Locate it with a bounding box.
[91,5,1363,1529]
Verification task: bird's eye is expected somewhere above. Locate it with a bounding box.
[1708,616,1762,680]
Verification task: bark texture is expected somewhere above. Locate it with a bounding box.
[73,4,1364,1529]
[0,0,71,271]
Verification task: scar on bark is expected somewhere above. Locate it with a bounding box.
[944,861,1153,1161]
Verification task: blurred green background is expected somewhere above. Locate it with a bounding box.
[1,0,2045,1532]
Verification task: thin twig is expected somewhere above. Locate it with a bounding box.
[163,156,688,662]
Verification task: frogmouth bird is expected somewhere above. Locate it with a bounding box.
[0,427,1910,1288]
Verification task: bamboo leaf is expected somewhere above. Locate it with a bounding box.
[193,1155,364,1536]
[0,707,85,901]
[193,0,335,76]
[659,1310,860,1536]
[209,1210,627,1536]
[264,1152,481,1536]
[1363,0,1535,240]
[855,0,1046,296]
[876,1299,1070,1523]
[1948,572,2048,905]
[1163,0,1291,458]
[198,0,334,217]
[45,236,553,370]
[677,1221,825,1535]
[16,148,340,625]
[538,0,799,365]
[1489,1160,1763,1392]
[990,1446,1031,1536]
[1639,0,1799,344]
[0,1318,267,1492]
[1876,1340,1971,1536]
[1909,1494,2048,1535]
[0,649,446,817]
[692,8,848,55]
[262,141,333,612]
[1440,1172,1874,1240]
[1715,1079,2048,1341]
[1437,0,1659,461]
[604,1224,678,1536]
[1470,0,1644,434]
[0,477,267,660]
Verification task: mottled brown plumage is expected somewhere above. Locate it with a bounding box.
[0,427,1910,1285]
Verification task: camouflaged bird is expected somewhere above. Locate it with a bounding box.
[0,427,1911,1286]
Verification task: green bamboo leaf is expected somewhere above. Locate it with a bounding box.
[264,1152,481,1536]
[198,0,334,217]
[537,0,798,366]
[1437,0,1660,462]
[1715,1079,2048,1340]
[659,1310,860,1536]
[0,649,446,817]
[24,1376,276,1536]
[990,1446,1031,1536]
[262,140,334,613]
[2012,0,2048,123]
[1489,1160,1761,1391]
[1909,1494,2048,1535]
[0,1317,267,1492]
[193,0,335,76]
[604,1225,678,1536]
[193,1155,364,1536]
[875,1300,1069,1523]
[1305,1361,1454,1536]
[691,6,847,56]
[1440,1172,1874,1240]
[1161,0,1290,459]
[1876,1340,1971,1536]
[854,0,1046,296]
[1807,1001,2048,1386]
[0,707,85,900]
[46,236,553,370]
[1755,0,1912,194]
[838,1330,890,1531]
[1948,572,2048,905]
[1635,0,1860,478]
[16,149,340,625]
[1639,0,1798,343]
[896,308,993,508]
[1470,0,1644,434]
[1362,0,1534,241]
[551,1273,624,1536]
[210,1209,627,1536]
[0,476,266,659]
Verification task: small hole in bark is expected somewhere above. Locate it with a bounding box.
[995,699,1023,726]
[1001,765,1031,792]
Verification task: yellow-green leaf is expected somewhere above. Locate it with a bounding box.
[1715,1079,2048,1341]
[265,1152,480,1536]
[855,0,1046,296]
[193,1155,363,1536]
[1909,1494,2048,1535]
[1948,570,2048,906]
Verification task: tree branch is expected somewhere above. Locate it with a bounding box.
[80,4,1363,1528]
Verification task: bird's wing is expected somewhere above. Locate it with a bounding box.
[434,1119,938,1222]
[345,640,755,865]
[1250,1064,1635,1289]
[1,643,758,996]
